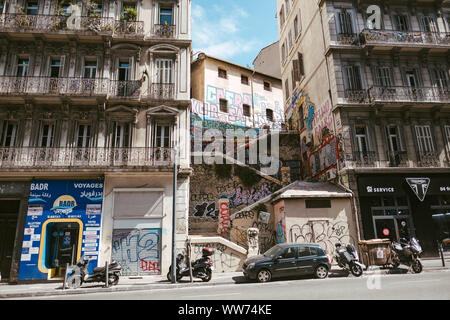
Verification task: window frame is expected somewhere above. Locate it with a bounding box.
[218,68,227,79]
[219,98,228,113]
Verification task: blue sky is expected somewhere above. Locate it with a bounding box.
[192,0,279,68]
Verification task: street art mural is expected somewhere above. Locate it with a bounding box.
[190,242,245,273]
[285,88,345,181]
[288,218,355,260]
[111,228,161,276]
[192,85,284,130]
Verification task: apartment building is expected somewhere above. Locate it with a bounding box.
[0,0,191,282]
[277,0,450,256]
[191,52,284,130]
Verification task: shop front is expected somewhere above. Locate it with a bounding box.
[18,180,104,281]
[357,174,450,256]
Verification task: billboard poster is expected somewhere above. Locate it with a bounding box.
[18,180,104,280]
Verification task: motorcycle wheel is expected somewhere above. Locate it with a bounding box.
[167,268,182,282]
[108,274,119,286]
[350,264,363,277]
[411,259,423,274]
[201,269,212,282]
[66,274,82,289]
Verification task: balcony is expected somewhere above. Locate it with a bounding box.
[148,83,175,100]
[417,151,440,167]
[360,29,450,48]
[0,77,145,99]
[368,86,450,104]
[351,151,377,167]
[109,80,142,99]
[152,24,176,38]
[343,89,370,104]
[0,147,173,169]
[336,33,360,46]
[386,150,409,167]
[0,76,109,97]
[0,13,144,37]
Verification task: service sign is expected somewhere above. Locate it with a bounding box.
[18,180,104,280]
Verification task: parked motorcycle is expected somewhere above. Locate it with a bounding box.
[391,237,423,273]
[167,247,214,282]
[335,243,364,277]
[66,256,122,289]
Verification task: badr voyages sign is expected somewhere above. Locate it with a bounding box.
[18,180,104,280]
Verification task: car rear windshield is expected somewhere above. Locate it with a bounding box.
[309,246,325,256]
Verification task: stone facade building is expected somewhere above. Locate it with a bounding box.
[278,0,450,256]
[0,0,191,281]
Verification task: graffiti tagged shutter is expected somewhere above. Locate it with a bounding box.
[111,228,161,276]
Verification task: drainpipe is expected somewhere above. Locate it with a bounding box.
[318,2,362,243]
[251,70,256,128]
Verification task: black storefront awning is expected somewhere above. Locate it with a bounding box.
[358,174,450,201]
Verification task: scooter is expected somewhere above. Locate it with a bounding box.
[334,243,364,277]
[65,256,122,289]
[391,237,423,273]
[167,247,214,282]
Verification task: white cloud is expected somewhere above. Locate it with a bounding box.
[191,3,260,62]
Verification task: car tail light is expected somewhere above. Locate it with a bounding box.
[326,255,331,263]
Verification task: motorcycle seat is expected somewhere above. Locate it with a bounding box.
[93,266,105,273]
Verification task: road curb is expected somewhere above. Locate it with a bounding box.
[1,267,448,299]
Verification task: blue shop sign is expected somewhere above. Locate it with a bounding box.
[18,180,104,280]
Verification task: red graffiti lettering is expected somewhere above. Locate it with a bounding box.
[140,260,161,273]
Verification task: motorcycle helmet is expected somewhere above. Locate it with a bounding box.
[202,247,214,256]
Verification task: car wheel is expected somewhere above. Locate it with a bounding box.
[256,269,272,283]
[314,265,328,279]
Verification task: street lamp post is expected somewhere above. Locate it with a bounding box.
[171,146,178,283]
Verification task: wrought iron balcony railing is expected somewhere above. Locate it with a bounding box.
[114,19,145,35]
[343,89,370,103]
[153,24,175,38]
[336,33,360,45]
[360,29,450,47]
[149,83,175,100]
[368,86,450,104]
[109,80,142,98]
[351,150,377,167]
[386,150,409,167]
[417,151,440,167]
[0,147,173,168]
[0,13,144,36]
[0,76,110,96]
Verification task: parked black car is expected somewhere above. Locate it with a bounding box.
[242,243,331,283]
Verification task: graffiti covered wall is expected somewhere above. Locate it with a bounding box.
[111,228,161,276]
[285,88,343,181]
[282,198,356,259]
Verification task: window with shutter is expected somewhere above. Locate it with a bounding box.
[0,121,18,147]
[374,66,393,87]
[415,125,435,153]
[293,59,300,82]
[445,125,450,148]
[39,123,55,148]
[343,65,363,90]
[338,9,354,35]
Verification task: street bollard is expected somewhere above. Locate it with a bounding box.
[105,261,109,288]
[438,240,445,267]
[63,263,69,290]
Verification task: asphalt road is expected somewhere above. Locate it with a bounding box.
[19,269,450,300]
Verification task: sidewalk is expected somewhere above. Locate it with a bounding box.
[0,258,448,299]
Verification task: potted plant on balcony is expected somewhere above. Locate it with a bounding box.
[120,6,137,33]
[161,20,173,38]
[13,4,31,28]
